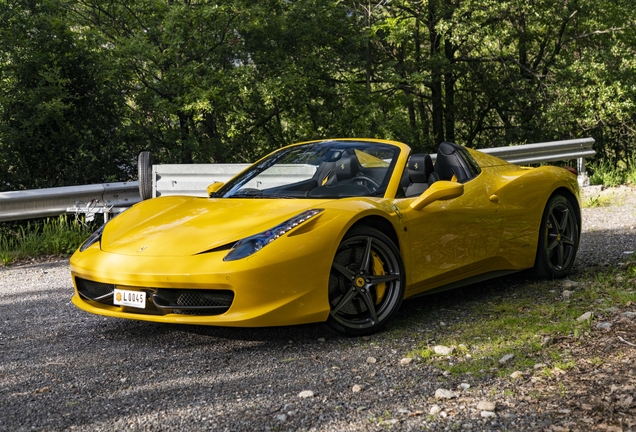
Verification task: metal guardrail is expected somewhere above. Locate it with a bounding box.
[0,182,141,223]
[0,138,595,222]
[150,138,596,198]
[481,137,595,186]
[480,137,596,165]
[151,164,320,197]
[151,164,250,198]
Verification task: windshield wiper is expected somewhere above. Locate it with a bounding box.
[228,193,298,199]
[259,194,298,199]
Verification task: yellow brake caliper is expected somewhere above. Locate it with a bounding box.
[371,251,386,304]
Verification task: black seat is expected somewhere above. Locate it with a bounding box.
[404,154,433,197]
[434,142,471,182]
[428,171,440,185]
[335,152,360,181]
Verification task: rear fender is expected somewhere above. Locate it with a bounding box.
[490,165,580,268]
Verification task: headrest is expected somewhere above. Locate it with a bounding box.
[336,153,360,180]
[407,154,433,183]
[434,142,466,181]
[438,141,458,156]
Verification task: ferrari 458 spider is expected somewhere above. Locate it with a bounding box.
[70,139,581,335]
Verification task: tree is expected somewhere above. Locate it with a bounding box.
[0,0,131,190]
[2,0,635,191]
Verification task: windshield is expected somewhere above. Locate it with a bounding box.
[216,140,401,199]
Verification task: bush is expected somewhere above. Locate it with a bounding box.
[0,216,96,265]
[588,158,636,187]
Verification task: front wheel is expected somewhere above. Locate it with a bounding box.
[327,227,405,336]
[534,194,579,278]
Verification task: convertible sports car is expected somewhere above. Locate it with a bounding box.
[70,139,580,335]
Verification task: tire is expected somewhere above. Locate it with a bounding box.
[534,194,579,279]
[327,226,405,336]
[138,151,153,200]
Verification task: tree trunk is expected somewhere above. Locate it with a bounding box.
[444,39,455,144]
[428,0,444,146]
[178,111,193,164]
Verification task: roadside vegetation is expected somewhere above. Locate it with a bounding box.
[589,157,636,188]
[392,260,636,379]
[0,216,96,266]
[581,159,636,208]
[582,194,616,208]
[1,1,635,193]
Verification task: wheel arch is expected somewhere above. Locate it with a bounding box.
[349,216,401,251]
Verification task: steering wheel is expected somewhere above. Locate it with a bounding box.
[352,175,381,191]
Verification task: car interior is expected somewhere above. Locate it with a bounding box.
[399,142,482,197]
[229,141,480,199]
[235,146,392,199]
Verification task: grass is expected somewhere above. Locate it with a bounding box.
[397,256,636,379]
[582,194,614,208]
[589,156,636,187]
[0,216,95,266]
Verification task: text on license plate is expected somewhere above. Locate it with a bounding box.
[114,288,146,309]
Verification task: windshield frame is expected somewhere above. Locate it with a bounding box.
[214,140,404,199]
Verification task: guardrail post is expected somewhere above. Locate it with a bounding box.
[577,157,590,187]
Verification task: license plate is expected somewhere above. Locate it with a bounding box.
[114,288,146,309]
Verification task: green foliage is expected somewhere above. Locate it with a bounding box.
[0,216,94,265]
[405,265,636,378]
[589,160,621,187]
[0,0,138,191]
[1,0,635,188]
[582,194,613,208]
[589,155,636,187]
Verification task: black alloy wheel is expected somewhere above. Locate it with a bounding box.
[327,226,405,336]
[534,194,579,278]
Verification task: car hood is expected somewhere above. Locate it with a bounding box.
[101,196,330,256]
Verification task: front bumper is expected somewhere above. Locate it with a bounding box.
[70,239,333,327]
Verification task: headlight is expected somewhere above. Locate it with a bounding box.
[224,209,323,261]
[79,224,105,252]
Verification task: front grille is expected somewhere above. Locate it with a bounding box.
[75,278,233,316]
[176,292,232,307]
[153,289,234,315]
[76,277,115,303]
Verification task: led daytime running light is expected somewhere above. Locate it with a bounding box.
[224,209,323,261]
[79,224,105,252]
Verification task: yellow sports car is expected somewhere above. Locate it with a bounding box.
[70,139,580,335]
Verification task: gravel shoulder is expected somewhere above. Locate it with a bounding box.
[1,186,635,431]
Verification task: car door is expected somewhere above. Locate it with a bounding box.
[396,172,504,295]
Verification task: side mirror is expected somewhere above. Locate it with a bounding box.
[410,181,464,211]
[207,182,225,196]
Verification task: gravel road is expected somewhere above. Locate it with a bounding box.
[1,186,635,431]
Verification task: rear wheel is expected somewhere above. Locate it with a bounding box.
[534,194,579,278]
[327,227,405,336]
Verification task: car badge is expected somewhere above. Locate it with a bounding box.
[340,163,345,170]
[391,204,402,219]
[137,246,147,253]
[414,163,419,169]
